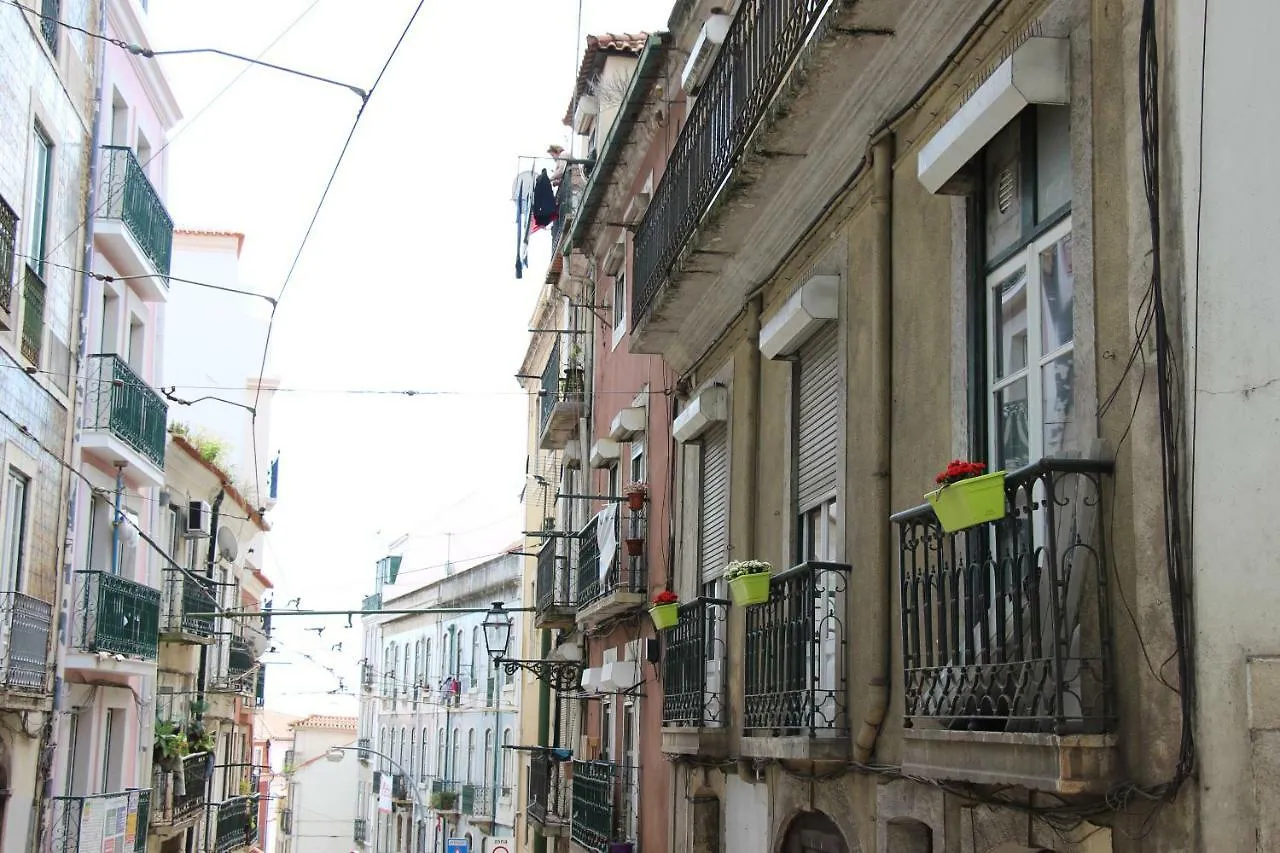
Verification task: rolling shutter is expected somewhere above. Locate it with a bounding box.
[698,422,730,578]
[796,324,840,511]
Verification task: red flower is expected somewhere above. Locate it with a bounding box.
[652,590,678,605]
[934,459,987,486]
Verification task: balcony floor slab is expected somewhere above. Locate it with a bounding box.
[661,726,729,759]
[534,606,577,632]
[741,734,850,762]
[540,401,582,450]
[576,590,645,629]
[65,651,157,683]
[94,220,167,301]
[901,728,1119,795]
[0,688,52,712]
[81,430,164,489]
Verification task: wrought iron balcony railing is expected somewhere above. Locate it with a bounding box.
[571,760,635,852]
[353,817,368,844]
[537,339,585,446]
[212,795,257,853]
[39,0,58,53]
[362,593,381,612]
[0,196,15,314]
[152,751,210,826]
[662,597,728,727]
[228,636,254,678]
[99,145,174,277]
[21,264,44,364]
[361,660,375,690]
[161,572,217,639]
[428,778,468,812]
[84,353,168,469]
[550,165,583,250]
[0,591,52,692]
[535,540,574,618]
[73,570,161,660]
[892,459,1116,734]
[357,737,371,763]
[528,749,568,830]
[575,510,642,609]
[255,666,266,707]
[744,562,851,737]
[632,0,830,325]
[52,789,150,852]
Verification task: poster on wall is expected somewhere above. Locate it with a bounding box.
[378,773,393,814]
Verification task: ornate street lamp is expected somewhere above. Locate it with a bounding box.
[482,602,583,691]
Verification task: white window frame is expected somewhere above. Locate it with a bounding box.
[611,271,627,350]
[0,442,37,593]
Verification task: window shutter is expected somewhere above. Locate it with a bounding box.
[796,324,840,512]
[698,422,730,579]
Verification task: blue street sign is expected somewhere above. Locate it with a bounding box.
[446,840,468,853]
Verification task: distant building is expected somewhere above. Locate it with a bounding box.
[278,715,360,853]
[255,710,302,853]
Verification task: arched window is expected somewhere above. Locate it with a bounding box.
[413,639,422,689]
[483,729,494,787]
[421,727,430,779]
[437,727,446,779]
[450,727,460,782]
[424,639,432,684]
[399,728,407,772]
[402,644,411,694]
[391,643,400,694]
[470,627,481,688]
[379,726,388,772]
[383,645,393,694]
[466,728,476,783]
[501,729,513,787]
[409,729,416,777]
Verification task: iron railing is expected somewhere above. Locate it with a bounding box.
[39,0,58,53]
[212,795,256,853]
[255,666,265,707]
[98,145,174,276]
[662,597,729,727]
[536,540,573,616]
[73,570,161,660]
[361,660,375,690]
[892,459,1116,734]
[0,591,52,692]
[633,0,831,324]
[84,353,168,468]
[152,751,210,826]
[21,265,44,364]
[52,789,150,852]
[0,195,15,313]
[428,779,467,812]
[357,737,372,763]
[571,760,635,851]
[162,572,217,639]
[744,562,850,736]
[353,818,368,844]
[575,510,641,608]
[528,749,568,829]
[228,636,253,678]
[550,165,582,249]
[362,593,381,612]
[537,340,585,440]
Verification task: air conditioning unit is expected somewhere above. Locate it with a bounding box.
[185,501,212,539]
[681,14,732,95]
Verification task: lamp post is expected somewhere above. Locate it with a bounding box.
[327,744,425,850]
[482,602,583,691]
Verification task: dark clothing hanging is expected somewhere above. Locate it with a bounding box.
[530,168,558,232]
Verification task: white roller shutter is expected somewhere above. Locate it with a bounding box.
[698,422,730,579]
[796,324,840,511]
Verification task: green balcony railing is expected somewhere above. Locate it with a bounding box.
[85,353,168,468]
[0,196,16,313]
[21,265,45,364]
[52,789,150,852]
[212,795,257,853]
[228,636,253,678]
[571,760,635,851]
[74,571,160,660]
[162,572,216,639]
[99,146,174,277]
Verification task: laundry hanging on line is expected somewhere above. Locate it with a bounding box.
[529,169,558,232]
[511,169,536,279]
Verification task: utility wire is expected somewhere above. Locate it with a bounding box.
[16,255,277,305]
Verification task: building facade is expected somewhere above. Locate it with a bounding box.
[358,551,522,853]
[277,715,359,853]
[254,710,301,853]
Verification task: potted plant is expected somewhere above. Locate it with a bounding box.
[925,459,1006,533]
[431,789,458,811]
[726,560,773,607]
[649,590,679,630]
[562,344,585,397]
[623,482,648,511]
[154,719,189,796]
[624,536,644,557]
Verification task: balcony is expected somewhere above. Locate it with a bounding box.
[535,541,575,630]
[575,510,645,628]
[469,783,511,831]
[160,573,217,644]
[0,197,16,327]
[429,779,464,814]
[0,592,53,702]
[528,749,569,836]
[96,145,174,299]
[549,164,583,252]
[81,354,168,487]
[353,818,368,844]
[538,342,583,451]
[151,751,210,829]
[51,789,151,852]
[357,737,372,764]
[361,660,375,691]
[891,459,1119,795]
[229,637,254,677]
[661,597,729,757]
[362,593,381,612]
[212,796,257,853]
[21,264,45,365]
[571,760,635,852]
[741,562,851,761]
[71,570,160,666]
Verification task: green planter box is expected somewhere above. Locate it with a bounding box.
[925,470,1007,533]
[649,603,678,630]
[728,572,771,607]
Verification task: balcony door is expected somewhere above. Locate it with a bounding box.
[782,812,848,853]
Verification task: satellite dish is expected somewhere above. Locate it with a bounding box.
[217,526,239,562]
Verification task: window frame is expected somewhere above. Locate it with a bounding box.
[0,445,35,593]
[611,271,627,349]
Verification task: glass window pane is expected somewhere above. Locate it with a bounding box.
[1036,105,1072,219]
[29,133,51,261]
[1041,351,1076,456]
[1040,233,1074,351]
[996,378,1031,470]
[993,267,1029,379]
[985,121,1023,258]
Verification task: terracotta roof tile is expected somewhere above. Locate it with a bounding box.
[174,228,246,257]
[290,714,357,731]
[564,33,648,126]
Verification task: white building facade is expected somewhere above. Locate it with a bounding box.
[277,714,359,853]
[358,551,522,853]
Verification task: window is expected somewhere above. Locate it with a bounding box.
[483,729,493,787]
[399,727,407,771]
[1,468,29,591]
[450,728,460,782]
[629,438,645,485]
[611,272,627,348]
[27,128,51,276]
[606,464,619,500]
[423,638,431,684]
[437,727,446,779]
[466,728,476,783]
[501,729,513,786]
[402,643,410,695]
[37,0,58,54]
[698,424,729,581]
[795,324,840,562]
[421,727,429,778]
[600,698,613,761]
[470,627,480,689]
[413,640,422,690]
[979,106,1074,468]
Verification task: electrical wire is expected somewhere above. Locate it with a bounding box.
[15,254,277,305]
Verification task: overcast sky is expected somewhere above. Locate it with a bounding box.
[149,0,672,716]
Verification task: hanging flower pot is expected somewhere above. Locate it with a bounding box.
[649,590,679,630]
[925,460,1006,533]
[725,560,773,607]
[624,537,644,557]
[624,482,648,511]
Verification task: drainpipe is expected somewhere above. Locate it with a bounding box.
[38,2,109,849]
[854,132,894,764]
[743,298,762,556]
[532,629,550,853]
[109,462,126,574]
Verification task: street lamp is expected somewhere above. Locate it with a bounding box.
[482,601,583,691]
[327,745,426,834]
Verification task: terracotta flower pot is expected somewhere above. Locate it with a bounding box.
[626,491,646,511]
[624,537,644,557]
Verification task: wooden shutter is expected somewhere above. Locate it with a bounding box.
[796,324,840,511]
[698,423,730,578]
